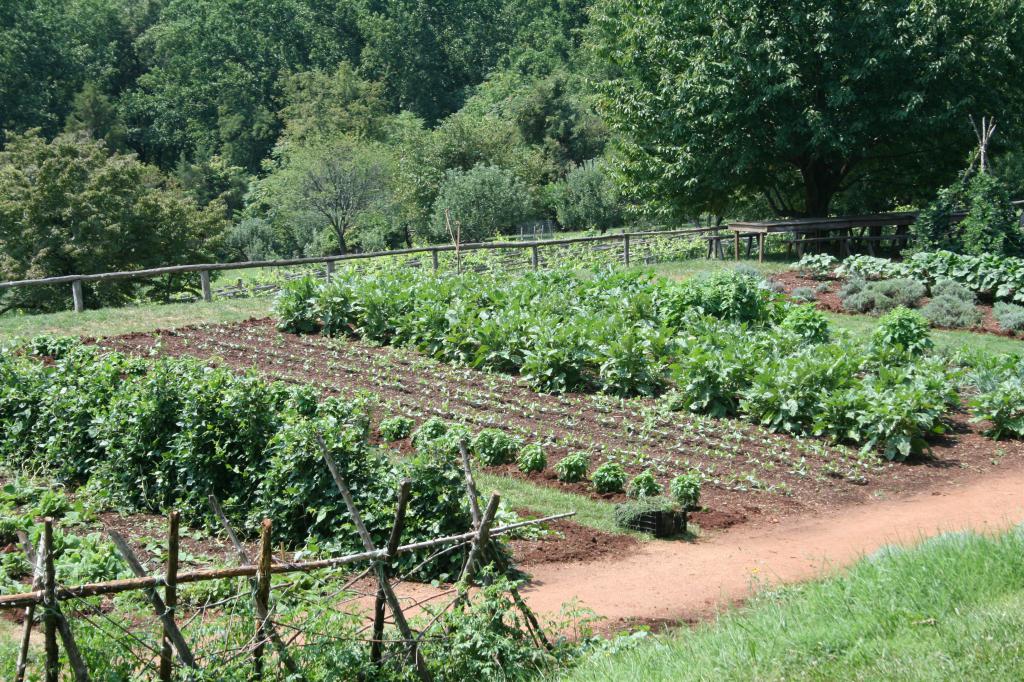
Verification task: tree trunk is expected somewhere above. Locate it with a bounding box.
[801,160,841,218]
[332,223,348,256]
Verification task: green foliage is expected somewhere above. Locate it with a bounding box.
[921,295,982,329]
[0,132,226,313]
[872,308,934,357]
[669,472,701,509]
[627,470,661,499]
[554,452,589,483]
[660,271,783,326]
[792,254,837,280]
[930,279,976,303]
[429,164,536,243]
[412,417,453,451]
[780,305,830,344]
[967,356,1024,439]
[789,287,817,303]
[274,276,322,334]
[914,173,1023,257]
[590,461,627,494]
[994,302,1024,332]
[549,159,622,232]
[516,444,547,474]
[613,495,677,533]
[472,428,522,466]
[840,278,926,314]
[378,415,414,442]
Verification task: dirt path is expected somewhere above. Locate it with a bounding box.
[519,462,1024,630]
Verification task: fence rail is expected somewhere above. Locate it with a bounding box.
[0,227,717,313]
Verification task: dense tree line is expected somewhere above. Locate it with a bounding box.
[2,0,1024,310]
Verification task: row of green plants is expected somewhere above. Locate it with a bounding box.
[274,267,1013,460]
[0,337,474,580]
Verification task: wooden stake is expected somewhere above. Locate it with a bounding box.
[71,280,84,313]
[457,495,500,592]
[200,271,212,302]
[107,530,197,669]
[326,260,335,282]
[623,233,631,267]
[253,519,273,679]
[15,533,45,682]
[43,519,59,682]
[317,434,432,682]
[531,244,539,270]
[159,512,179,682]
[207,497,303,680]
[372,480,411,665]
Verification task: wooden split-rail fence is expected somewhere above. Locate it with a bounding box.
[0,227,717,313]
[1,437,571,681]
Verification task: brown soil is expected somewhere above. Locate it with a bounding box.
[772,270,1022,338]
[99,318,1024,533]
[519,461,1024,631]
[508,513,639,565]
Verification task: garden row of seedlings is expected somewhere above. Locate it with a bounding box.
[1,435,568,681]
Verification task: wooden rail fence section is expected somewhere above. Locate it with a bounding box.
[1,433,573,680]
[0,227,716,313]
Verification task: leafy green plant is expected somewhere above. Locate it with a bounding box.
[930,278,976,303]
[670,472,702,509]
[274,276,321,334]
[516,444,547,474]
[840,278,926,314]
[554,452,589,483]
[994,302,1024,332]
[627,470,661,499]
[792,254,837,279]
[590,461,627,494]
[922,295,981,329]
[472,429,522,466]
[378,415,414,441]
[871,307,934,357]
[790,286,817,303]
[780,305,830,344]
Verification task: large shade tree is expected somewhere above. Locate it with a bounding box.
[591,0,1024,219]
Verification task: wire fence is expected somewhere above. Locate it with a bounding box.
[2,436,571,681]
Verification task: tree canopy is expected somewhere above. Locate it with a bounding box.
[592,0,1024,218]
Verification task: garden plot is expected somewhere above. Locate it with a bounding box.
[101,318,1024,529]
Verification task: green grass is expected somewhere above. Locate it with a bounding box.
[825,310,1024,356]
[648,257,790,280]
[476,472,636,537]
[553,529,1024,681]
[0,297,273,341]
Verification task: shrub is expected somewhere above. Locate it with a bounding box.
[790,286,817,303]
[779,305,830,344]
[839,278,925,314]
[274,276,321,334]
[627,470,661,499]
[930,278,976,303]
[516,444,547,474]
[872,307,933,357]
[661,270,783,325]
[472,429,522,466]
[994,302,1024,332]
[922,295,982,329]
[554,452,589,483]
[411,417,451,450]
[378,415,414,442]
[429,164,536,242]
[669,472,702,509]
[549,159,623,232]
[590,461,627,494]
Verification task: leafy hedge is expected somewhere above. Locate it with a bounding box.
[0,341,471,579]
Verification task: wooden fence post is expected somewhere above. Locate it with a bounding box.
[43,518,59,682]
[623,233,631,267]
[15,533,44,682]
[253,519,273,679]
[159,511,179,682]
[372,480,411,665]
[531,244,539,270]
[431,248,439,271]
[326,260,335,282]
[200,271,212,302]
[71,280,84,313]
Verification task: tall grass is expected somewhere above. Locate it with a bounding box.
[555,529,1024,681]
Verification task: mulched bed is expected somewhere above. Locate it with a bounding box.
[771,270,1022,338]
[508,515,640,566]
[98,318,1024,533]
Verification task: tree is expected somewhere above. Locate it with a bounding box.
[64,82,128,151]
[550,159,622,232]
[257,138,396,255]
[591,0,1024,219]
[0,132,226,313]
[429,164,536,243]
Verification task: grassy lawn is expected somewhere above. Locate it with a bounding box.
[477,473,634,537]
[554,529,1024,681]
[0,297,273,341]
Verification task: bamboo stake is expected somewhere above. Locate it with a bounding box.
[107,530,197,669]
[159,512,180,682]
[207,496,303,680]
[15,533,44,682]
[317,434,432,682]
[372,480,411,665]
[43,519,59,682]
